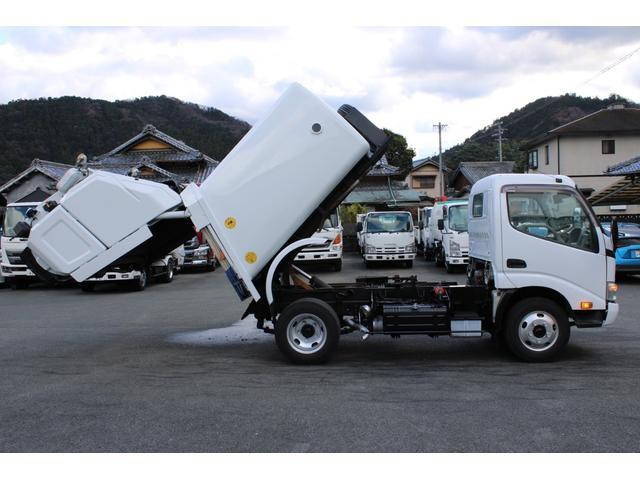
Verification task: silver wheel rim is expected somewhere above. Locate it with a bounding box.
[168,267,173,279]
[140,271,146,286]
[518,310,559,352]
[286,313,327,354]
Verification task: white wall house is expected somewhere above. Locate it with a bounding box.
[522,105,640,215]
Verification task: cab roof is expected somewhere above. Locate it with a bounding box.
[470,173,576,194]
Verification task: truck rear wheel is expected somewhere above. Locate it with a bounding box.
[275,298,340,364]
[504,297,570,362]
[80,282,95,292]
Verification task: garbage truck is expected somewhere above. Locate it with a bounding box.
[20,83,618,364]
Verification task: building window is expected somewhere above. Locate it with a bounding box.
[602,139,615,154]
[528,150,538,170]
[472,193,484,217]
[545,145,550,165]
[413,175,436,189]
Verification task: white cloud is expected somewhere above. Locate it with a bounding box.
[1,26,639,158]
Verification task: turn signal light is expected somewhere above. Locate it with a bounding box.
[580,301,593,310]
[332,233,342,245]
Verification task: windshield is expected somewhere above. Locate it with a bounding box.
[3,206,32,237]
[447,205,468,232]
[366,213,412,233]
[321,212,339,230]
[507,189,597,252]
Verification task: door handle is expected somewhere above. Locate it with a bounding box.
[506,258,527,268]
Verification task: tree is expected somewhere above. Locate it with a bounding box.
[382,128,415,174]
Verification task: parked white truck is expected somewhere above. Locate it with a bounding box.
[359,211,416,268]
[1,202,38,289]
[20,83,617,364]
[415,206,433,260]
[294,208,343,271]
[428,199,470,272]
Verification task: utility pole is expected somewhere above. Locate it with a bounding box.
[433,122,447,197]
[492,122,507,162]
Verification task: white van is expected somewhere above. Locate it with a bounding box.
[429,199,469,272]
[359,211,415,268]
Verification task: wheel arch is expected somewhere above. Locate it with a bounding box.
[494,286,573,332]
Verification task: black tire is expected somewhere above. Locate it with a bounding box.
[333,259,342,272]
[364,259,371,269]
[159,261,175,283]
[405,260,413,268]
[435,249,444,267]
[130,269,148,292]
[80,282,95,292]
[445,261,454,273]
[275,298,340,364]
[503,297,570,362]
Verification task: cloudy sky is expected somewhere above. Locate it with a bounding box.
[1,26,639,159]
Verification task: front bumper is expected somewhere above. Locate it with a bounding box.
[295,250,342,262]
[615,264,640,273]
[446,255,469,265]
[86,271,142,282]
[0,263,35,277]
[364,253,415,261]
[183,257,210,266]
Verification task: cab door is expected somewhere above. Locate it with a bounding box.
[500,185,606,310]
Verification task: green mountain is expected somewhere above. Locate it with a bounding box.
[427,93,639,172]
[0,95,251,183]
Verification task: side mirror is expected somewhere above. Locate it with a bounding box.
[437,219,444,230]
[419,221,424,229]
[356,222,363,232]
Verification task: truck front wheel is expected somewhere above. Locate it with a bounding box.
[275,298,340,364]
[130,269,148,292]
[504,297,570,362]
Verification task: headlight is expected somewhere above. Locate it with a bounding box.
[404,243,416,253]
[365,245,376,254]
[450,241,461,256]
[607,282,618,302]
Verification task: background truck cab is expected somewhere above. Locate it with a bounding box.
[416,206,433,259]
[428,199,470,272]
[1,202,38,289]
[294,208,343,271]
[360,211,415,268]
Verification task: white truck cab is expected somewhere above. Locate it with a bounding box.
[1,202,38,288]
[355,213,367,253]
[294,208,343,271]
[360,211,416,268]
[22,84,618,365]
[416,206,433,259]
[428,199,469,272]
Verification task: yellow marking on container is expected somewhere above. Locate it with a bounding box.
[245,251,257,264]
[224,217,237,229]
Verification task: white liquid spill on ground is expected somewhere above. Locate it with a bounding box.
[167,315,269,346]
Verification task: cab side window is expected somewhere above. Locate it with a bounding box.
[507,190,598,252]
[472,193,484,217]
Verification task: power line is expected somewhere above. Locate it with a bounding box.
[471,42,640,143]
